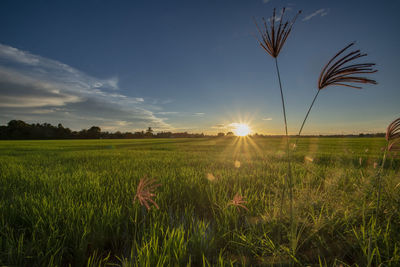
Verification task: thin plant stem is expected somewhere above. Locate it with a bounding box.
[275,58,287,220]
[274,57,294,248]
[274,58,289,138]
[369,147,386,267]
[295,90,320,146]
[376,147,387,217]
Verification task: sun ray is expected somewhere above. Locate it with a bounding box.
[245,136,264,157]
[217,135,240,161]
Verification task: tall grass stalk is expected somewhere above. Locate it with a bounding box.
[254,9,301,254]
[375,148,387,217]
[295,90,320,146]
[274,57,294,240]
[377,117,400,216]
[294,42,377,146]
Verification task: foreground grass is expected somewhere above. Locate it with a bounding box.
[0,137,399,266]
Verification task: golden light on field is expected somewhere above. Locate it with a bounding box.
[233,123,251,136]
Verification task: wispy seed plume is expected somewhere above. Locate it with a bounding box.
[386,117,400,151]
[318,42,377,90]
[228,193,249,212]
[254,8,301,228]
[254,8,302,58]
[134,177,161,210]
[295,42,377,144]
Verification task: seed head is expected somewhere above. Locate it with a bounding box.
[134,177,161,210]
[228,193,249,212]
[386,117,400,151]
[254,8,301,58]
[318,42,377,90]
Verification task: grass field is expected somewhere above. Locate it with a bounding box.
[1,137,399,266]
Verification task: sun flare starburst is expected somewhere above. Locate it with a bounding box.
[233,123,251,137]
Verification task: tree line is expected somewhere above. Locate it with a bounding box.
[0,120,209,140]
[0,120,385,140]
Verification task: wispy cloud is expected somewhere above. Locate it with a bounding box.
[211,124,226,129]
[156,111,179,115]
[0,43,172,131]
[193,112,205,117]
[229,122,245,128]
[302,8,329,21]
[263,117,272,121]
[0,44,40,65]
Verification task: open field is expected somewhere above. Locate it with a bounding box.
[1,137,399,266]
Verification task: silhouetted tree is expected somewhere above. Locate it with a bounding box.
[87,126,101,139]
[145,127,153,137]
[156,132,172,138]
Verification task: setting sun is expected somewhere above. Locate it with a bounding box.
[233,123,251,136]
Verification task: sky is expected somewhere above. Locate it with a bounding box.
[0,0,399,135]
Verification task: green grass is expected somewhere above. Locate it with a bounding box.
[1,137,399,266]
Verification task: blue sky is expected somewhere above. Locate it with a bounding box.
[0,0,399,134]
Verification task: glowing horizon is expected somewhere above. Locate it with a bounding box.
[232,123,251,136]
